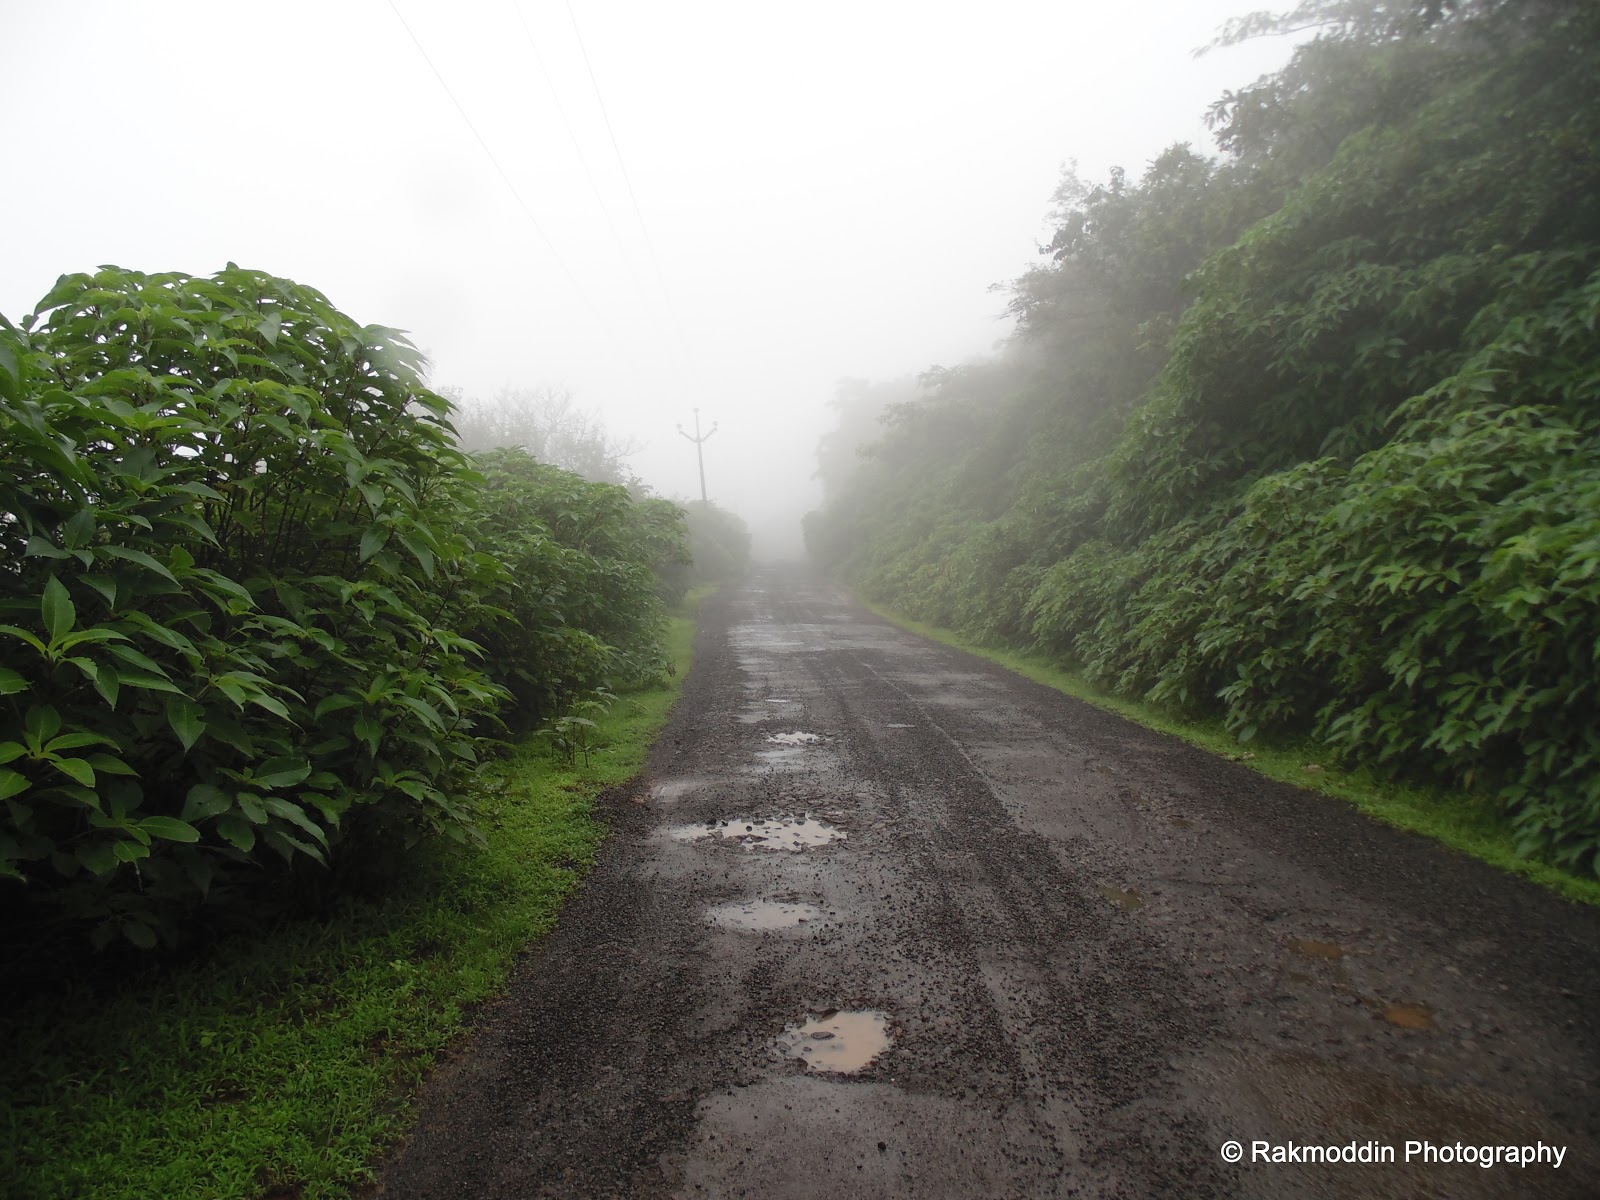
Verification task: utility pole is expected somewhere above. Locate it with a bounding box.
[676,408,717,504]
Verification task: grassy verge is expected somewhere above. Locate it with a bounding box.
[0,598,704,1200]
[867,602,1600,908]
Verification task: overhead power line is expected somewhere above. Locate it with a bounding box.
[386,0,599,318]
[562,0,687,335]
[508,2,635,279]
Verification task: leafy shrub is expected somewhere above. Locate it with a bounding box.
[0,267,506,947]
[463,449,687,727]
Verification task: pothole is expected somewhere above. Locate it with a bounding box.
[706,899,823,930]
[774,1009,891,1073]
[766,731,823,746]
[1098,885,1144,911]
[668,815,846,852]
[1382,1002,1434,1030]
[649,779,700,804]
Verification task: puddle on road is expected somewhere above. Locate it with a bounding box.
[764,698,799,705]
[668,815,846,852]
[1099,885,1144,911]
[706,899,822,930]
[649,779,701,804]
[886,722,914,729]
[1291,938,1345,960]
[774,1010,891,1073]
[766,731,823,746]
[1382,1002,1435,1030]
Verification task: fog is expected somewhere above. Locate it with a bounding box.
[1,1,1299,557]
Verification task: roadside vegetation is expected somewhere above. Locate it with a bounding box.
[872,604,1600,907]
[806,0,1600,882]
[0,602,698,1200]
[0,263,729,1195]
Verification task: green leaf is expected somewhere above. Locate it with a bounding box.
[51,758,95,787]
[263,796,327,844]
[63,507,96,549]
[0,668,27,696]
[182,783,233,822]
[312,693,360,720]
[0,625,47,655]
[42,576,75,642]
[247,692,291,720]
[118,671,184,696]
[358,524,391,562]
[76,841,119,875]
[26,706,61,745]
[25,536,70,560]
[139,816,201,843]
[123,921,158,949]
[166,698,206,753]
[91,662,121,708]
[86,753,137,777]
[0,771,31,802]
[216,813,256,852]
[97,545,178,584]
[80,574,119,607]
[46,731,115,752]
[254,757,312,789]
[398,531,435,578]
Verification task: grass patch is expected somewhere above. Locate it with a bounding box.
[867,602,1600,908]
[0,599,704,1200]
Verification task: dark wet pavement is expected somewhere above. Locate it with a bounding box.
[371,567,1600,1199]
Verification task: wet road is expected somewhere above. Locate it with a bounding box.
[372,569,1600,1199]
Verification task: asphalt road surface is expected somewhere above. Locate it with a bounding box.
[372,568,1600,1199]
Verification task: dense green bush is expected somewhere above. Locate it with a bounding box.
[0,266,689,948]
[465,449,686,726]
[807,0,1600,876]
[662,500,751,594]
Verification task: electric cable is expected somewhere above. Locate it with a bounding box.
[386,0,601,319]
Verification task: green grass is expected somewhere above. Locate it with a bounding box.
[867,602,1600,908]
[0,600,703,1200]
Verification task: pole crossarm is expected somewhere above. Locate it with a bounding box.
[675,408,717,504]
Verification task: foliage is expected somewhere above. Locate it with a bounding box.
[0,267,504,949]
[0,603,698,1199]
[671,499,751,591]
[0,267,689,949]
[463,449,686,727]
[806,1,1600,875]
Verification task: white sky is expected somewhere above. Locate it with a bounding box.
[1,1,1300,556]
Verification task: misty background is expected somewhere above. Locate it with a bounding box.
[1,0,1300,556]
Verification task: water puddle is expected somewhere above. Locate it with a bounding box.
[669,815,846,852]
[766,731,823,746]
[886,723,914,729]
[764,698,798,705]
[1099,885,1144,911]
[649,779,700,804]
[706,899,822,930]
[774,1009,891,1073]
[1382,1002,1434,1030]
